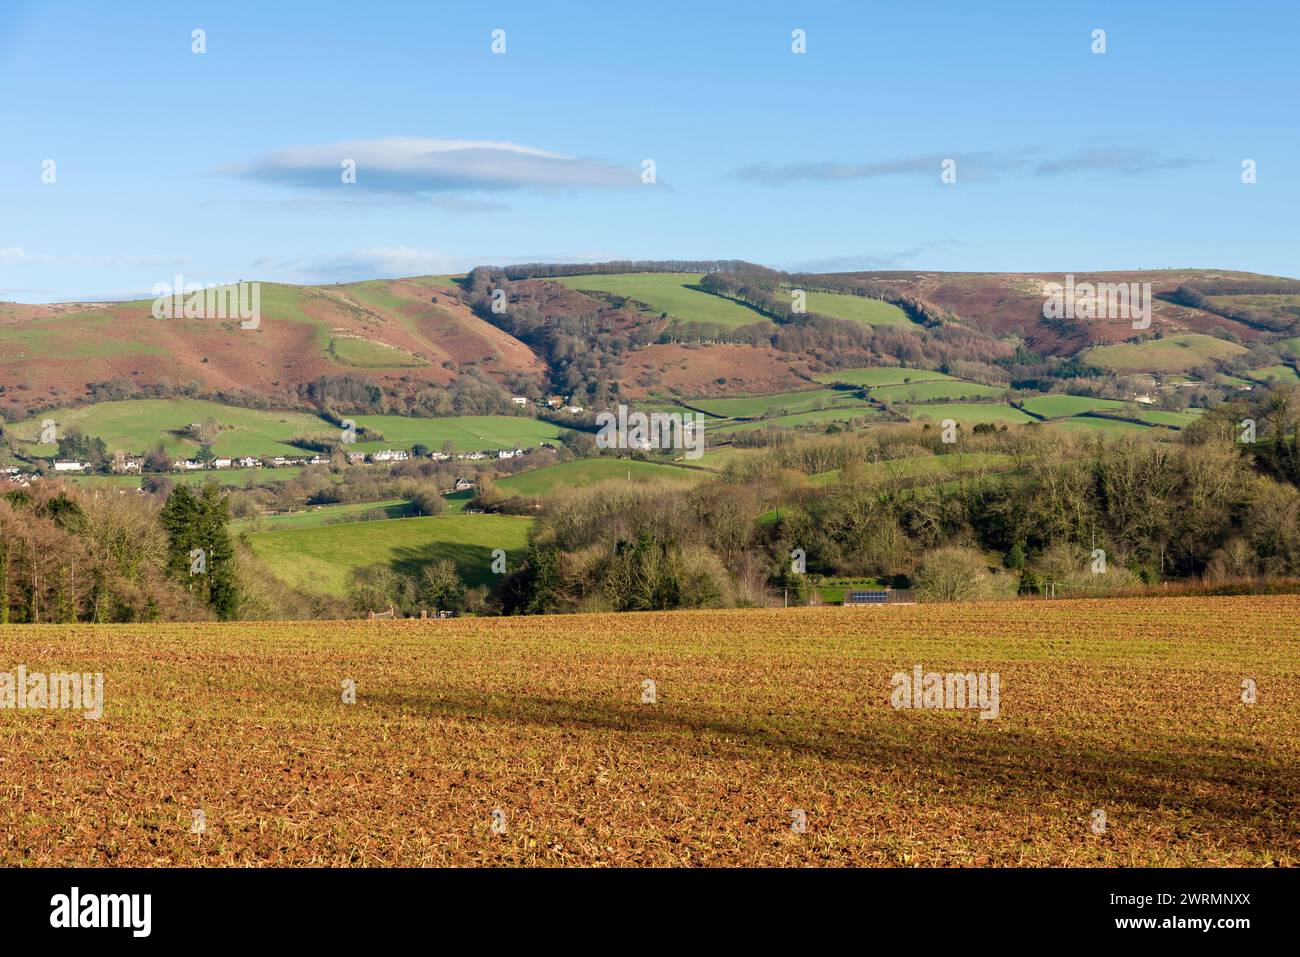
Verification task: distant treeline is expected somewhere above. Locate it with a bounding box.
[486,260,763,280]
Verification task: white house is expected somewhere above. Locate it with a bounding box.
[370,449,409,462]
[53,460,88,472]
[213,457,233,469]
[237,456,261,468]
[181,460,205,471]
[510,396,528,407]
[345,452,367,465]
[497,449,516,459]
[566,405,584,414]
[454,477,475,491]
[308,455,330,466]
[429,451,451,461]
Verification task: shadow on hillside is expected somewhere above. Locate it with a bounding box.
[387,542,498,588]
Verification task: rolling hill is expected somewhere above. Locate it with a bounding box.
[4,263,1298,427]
[0,276,545,417]
[801,269,1300,355]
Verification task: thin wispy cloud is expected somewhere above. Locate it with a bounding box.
[250,247,468,283]
[1029,148,1202,177]
[784,240,963,273]
[731,155,958,186]
[0,287,55,298]
[730,147,1205,185]
[226,137,645,196]
[0,247,189,270]
[199,194,508,214]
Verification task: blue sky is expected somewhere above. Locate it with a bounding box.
[2,0,1297,302]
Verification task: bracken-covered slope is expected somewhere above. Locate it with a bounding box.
[0,276,545,415]
[810,269,1300,355]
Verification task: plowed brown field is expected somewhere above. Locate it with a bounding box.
[1,597,1296,866]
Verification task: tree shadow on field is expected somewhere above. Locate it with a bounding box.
[366,687,1300,838]
[388,542,499,588]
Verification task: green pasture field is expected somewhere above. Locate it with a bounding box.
[495,458,703,497]
[245,514,533,596]
[552,273,772,330]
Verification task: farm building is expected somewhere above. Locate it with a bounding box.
[843,588,915,606]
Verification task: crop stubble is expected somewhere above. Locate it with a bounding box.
[0,596,1296,866]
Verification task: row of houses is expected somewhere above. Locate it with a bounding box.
[345,445,556,465]
[42,443,558,476]
[181,454,331,470]
[45,453,334,475]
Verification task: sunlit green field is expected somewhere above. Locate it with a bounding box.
[10,399,332,458]
[688,389,870,419]
[553,273,772,329]
[233,498,413,533]
[1049,417,1156,436]
[905,403,1035,425]
[246,514,532,595]
[797,290,913,327]
[329,336,428,368]
[1021,395,1132,419]
[68,466,304,489]
[711,407,880,434]
[814,368,952,387]
[1082,335,1247,374]
[348,415,563,453]
[1246,365,1300,386]
[1131,409,1202,428]
[496,458,703,497]
[871,380,1004,403]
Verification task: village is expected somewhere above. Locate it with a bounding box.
[3,441,560,486]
